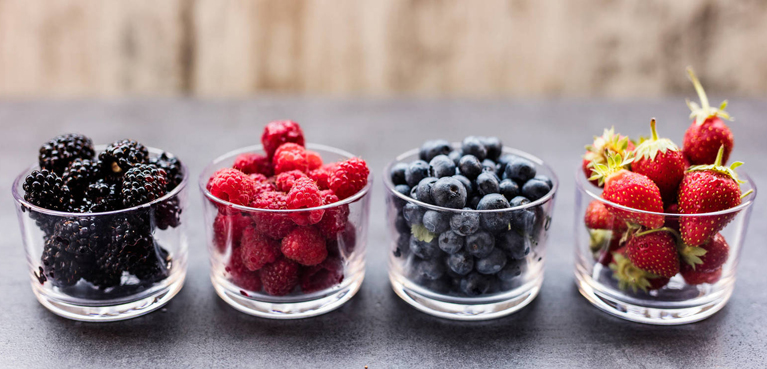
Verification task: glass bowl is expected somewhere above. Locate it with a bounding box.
[199,143,372,319]
[573,168,757,325]
[12,147,189,322]
[383,146,558,320]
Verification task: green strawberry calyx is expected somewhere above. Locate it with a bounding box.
[588,229,613,254]
[687,145,745,184]
[589,152,634,186]
[633,118,679,161]
[686,67,733,126]
[411,224,436,243]
[609,253,662,293]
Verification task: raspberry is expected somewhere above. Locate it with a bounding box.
[306,150,323,170]
[300,257,344,293]
[275,170,308,192]
[233,153,273,177]
[316,191,349,239]
[251,191,296,239]
[226,247,263,292]
[249,173,268,183]
[208,168,257,206]
[287,177,324,226]
[328,222,357,257]
[260,257,300,296]
[261,120,305,158]
[213,212,252,252]
[281,227,328,266]
[329,158,370,199]
[239,226,281,271]
[273,143,309,174]
[308,168,331,190]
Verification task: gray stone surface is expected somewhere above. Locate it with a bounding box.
[0,99,765,368]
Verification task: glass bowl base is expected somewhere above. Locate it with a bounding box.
[575,270,733,325]
[212,274,364,319]
[32,273,185,322]
[389,274,541,321]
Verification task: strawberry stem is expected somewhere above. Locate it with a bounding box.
[649,118,659,141]
[635,226,681,240]
[713,145,725,167]
[741,189,754,199]
[687,67,710,111]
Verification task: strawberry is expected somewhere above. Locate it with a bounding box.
[589,153,664,229]
[681,266,722,285]
[678,146,748,246]
[582,127,635,187]
[679,232,729,272]
[624,230,680,278]
[588,229,624,266]
[631,118,688,204]
[663,203,680,232]
[609,248,670,292]
[584,200,627,232]
[683,67,734,165]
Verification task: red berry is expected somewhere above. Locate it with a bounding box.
[208,168,258,206]
[281,227,328,266]
[300,257,344,293]
[663,203,681,232]
[213,212,253,252]
[631,119,688,204]
[681,265,722,285]
[251,191,296,239]
[308,168,332,190]
[275,170,308,192]
[306,150,323,170]
[329,158,370,200]
[683,69,734,165]
[609,247,670,292]
[226,247,263,292]
[584,200,626,232]
[261,120,305,158]
[287,177,324,226]
[273,143,309,174]
[679,233,729,272]
[316,192,349,239]
[233,153,273,176]
[625,230,680,278]
[260,257,300,296]
[582,128,635,187]
[239,226,281,271]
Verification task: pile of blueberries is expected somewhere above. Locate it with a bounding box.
[388,137,553,296]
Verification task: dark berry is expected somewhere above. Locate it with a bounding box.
[521,179,551,201]
[468,196,481,210]
[450,210,480,236]
[121,164,168,208]
[509,196,530,208]
[410,235,441,260]
[511,209,536,234]
[390,162,409,185]
[429,155,456,178]
[481,159,496,173]
[403,203,425,226]
[458,155,482,179]
[465,231,495,258]
[38,134,95,175]
[475,172,500,196]
[438,230,464,254]
[23,170,74,211]
[422,210,451,234]
[499,179,520,200]
[405,160,430,187]
[414,177,438,204]
[476,194,511,233]
[431,177,467,209]
[41,236,86,287]
[149,152,184,191]
[461,136,487,161]
[413,258,445,280]
[86,179,123,212]
[534,175,553,189]
[99,139,149,174]
[153,197,182,230]
[392,184,411,208]
[452,175,473,194]
[395,213,410,234]
[61,159,102,196]
[447,251,474,275]
[475,248,507,275]
[448,150,462,166]
[498,258,526,282]
[460,272,491,296]
[496,230,529,260]
[504,158,536,183]
[481,137,503,161]
[419,139,451,162]
[53,218,105,260]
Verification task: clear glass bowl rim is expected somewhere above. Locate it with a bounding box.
[199,143,373,213]
[574,167,757,217]
[382,144,559,214]
[12,146,189,217]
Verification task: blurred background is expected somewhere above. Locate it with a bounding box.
[1,0,766,99]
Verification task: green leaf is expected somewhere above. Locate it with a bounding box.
[411,224,435,243]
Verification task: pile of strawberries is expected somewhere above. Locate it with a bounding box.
[207,120,370,296]
[582,68,753,293]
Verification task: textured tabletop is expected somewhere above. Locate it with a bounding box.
[0,99,765,368]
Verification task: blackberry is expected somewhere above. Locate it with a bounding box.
[99,139,149,174]
[153,197,182,230]
[121,164,168,208]
[85,179,123,212]
[149,152,184,191]
[38,134,95,175]
[98,214,169,282]
[130,247,170,283]
[83,267,122,289]
[52,218,106,260]
[62,158,103,197]
[23,169,75,211]
[41,236,86,287]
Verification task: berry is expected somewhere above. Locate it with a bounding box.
[308,167,332,190]
[239,226,281,271]
[405,160,430,187]
[452,175,473,194]
[403,202,425,226]
[261,120,305,158]
[213,212,252,252]
[460,272,491,296]
[233,153,273,177]
[23,169,74,211]
[683,68,734,165]
[410,235,441,260]
[475,248,507,275]
[679,233,729,272]
[521,179,550,201]
[458,155,482,179]
[592,229,623,266]
[251,191,296,239]
[276,170,308,192]
[38,134,95,175]
[450,210,480,236]
[609,249,669,292]
[98,214,168,282]
[52,218,104,260]
[260,258,300,296]
[498,259,526,282]
[625,230,680,278]
[431,177,467,209]
[422,210,451,234]
[461,136,487,161]
[208,168,257,206]
[504,158,536,183]
[447,251,474,275]
[429,155,456,178]
[499,179,519,200]
[413,258,446,281]
[281,227,327,266]
[481,159,496,173]
[306,150,323,170]
[584,200,626,231]
[631,119,688,204]
[390,162,409,185]
[273,143,309,174]
[226,247,263,292]
[86,179,122,212]
[481,137,503,161]
[509,195,530,208]
[466,231,495,258]
[41,236,87,287]
[149,152,185,191]
[61,159,102,196]
[414,177,438,204]
[664,203,681,232]
[316,192,350,239]
[300,257,344,293]
[287,177,324,226]
[681,266,722,285]
[419,139,451,162]
[496,230,529,260]
[590,153,664,229]
[475,172,500,196]
[99,139,149,174]
[476,194,511,233]
[582,127,636,187]
[678,147,745,246]
[438,230,465,254]
[121,164,169,208]
[329,157,370,199]
[448,150,462,166]
[510,208,535,234]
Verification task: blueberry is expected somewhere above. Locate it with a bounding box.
[481,137,503,161]
[497,154,518,173]
[509,196,531,208]
[410,235,441,260]
[391,162,409,185]
[392,184,411,208]
[438,230,465,254]
[460,272,491,296]
[504,158,536,183]
[394,234,410,258]
[477,194,511,232]
[496,230,529,260]
[431,177,467,209]
[448,150,462,166]
[413,258,446,280]
[450,210,480,236]
[475,248,507,275]
[422,210,451,234]
[465,231,495,258]
[419,140,452,162]
[415,177,438,204]
[475,172,500,196]
[521,179,550,201]
[499,179,519,200]
[447,251,474,275]
[481,159,496,173]
[452,175,473,194]
[403,203,425,225]
[511,209,536,234]
[468,196,481,210]
[405,160,430,187]
[534,175,553,189]
[461,136,487,161]
[429,155,456,178]
[395,213,410,234]
[458,155,482,179]
[497,258,527,282]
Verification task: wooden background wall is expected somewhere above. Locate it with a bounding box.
[1,0,766,98]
